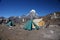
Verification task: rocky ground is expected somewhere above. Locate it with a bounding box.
[0,24,60,40]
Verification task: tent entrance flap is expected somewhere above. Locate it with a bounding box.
[32,22,39,30]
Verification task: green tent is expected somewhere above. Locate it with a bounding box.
[6,21,15,27]
[23,20,39,31]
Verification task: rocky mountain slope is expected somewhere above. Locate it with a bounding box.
[43,12,60,25]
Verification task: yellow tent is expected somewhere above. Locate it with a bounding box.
[38,21,45,26]
[32,18,45,28]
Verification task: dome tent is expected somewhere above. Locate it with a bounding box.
[23,20,39,31]
[6,20,15,27]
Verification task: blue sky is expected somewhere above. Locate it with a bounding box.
[0,0,60,18]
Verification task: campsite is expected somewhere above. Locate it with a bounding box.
[0,11,60,40]
[0,0,60,40]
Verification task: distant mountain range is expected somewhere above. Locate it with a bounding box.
[0,10,60,24]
